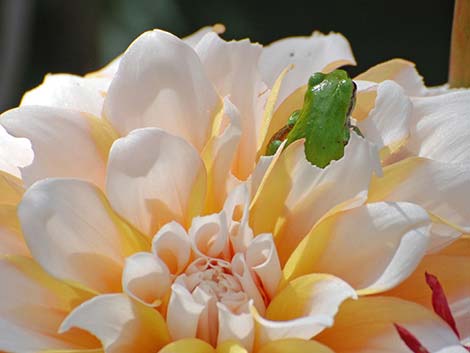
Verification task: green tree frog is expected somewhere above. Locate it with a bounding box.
[266,69,362,168]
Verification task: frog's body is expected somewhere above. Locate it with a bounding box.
[266,70,359,168]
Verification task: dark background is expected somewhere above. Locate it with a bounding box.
[0,0,455,113]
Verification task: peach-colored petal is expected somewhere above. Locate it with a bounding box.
[357,80,412,150]
[0,170,24,205]
[386,237,470,342]
[354,58,426,96]
[18,178,149,293]
[257,339,335,353]
[20,74,110,117]
[122,252,171,307]
[103,30,221,151]
[196,32,267,180]
[265,274,356,327]
[167,283,206,341]
[223,183,253,254]
[316,297,462,353]
[216,340,248,353]
[245,233,281,300]
[216,303,254,351]
[190,212,230,259]
[408,91,470,164]
[60,294,170,353]
[232,253,266,314]
[284,202,431,294]
[0,255,98,352]
[158,338,216,353]
[202,97,242,213]
[250,133,380,264]
[1,106,115,189]
[368,157,470,251]
[259,32,356,108]
[152,221,191,276]
[0,204,29,256]
[106,127,207,235]
[0,124,33,179]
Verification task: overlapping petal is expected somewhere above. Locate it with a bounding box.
[106,127,207,235]
[18,178,148,293]
[103,30,221,151]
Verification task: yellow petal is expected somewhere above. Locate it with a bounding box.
[40,350,104,353]
[216,340,248,353]
[316,297,461,352]
[0,171,24,205]
[0,203,29,256]
[266,274,356,322]
[257,339,334,353]
[158,338,216,353]
[355,58,425,96]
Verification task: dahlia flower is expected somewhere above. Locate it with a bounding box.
[0,25,469,353]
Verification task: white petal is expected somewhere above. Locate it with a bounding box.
[231,253,266,314]
[189,212,230,259]
[167,283,206,341]
[0,124,33,178]
[408,91,470,164]
[122,252,171,306]
[246,233,282,300]
[307,202,431,293]
[259,32,355,107]
[60,293,170,353]
[196,33,267,179]
[251,133,380,264]
[103,30,220,151]
[20,73,109,116]
[18,178,148,293]
[369,157,470,250]
[358,80,412,149]
[183,24,226,48]
[217,303,254,351]
[152,221,191,275]
[203,97,242,212]
[1,106,109,188]
[223,183,253,253]
[106,127,207,236]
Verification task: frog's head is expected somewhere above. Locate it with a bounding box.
[307,70,357,117]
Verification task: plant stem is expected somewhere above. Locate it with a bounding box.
[449,0,470,87]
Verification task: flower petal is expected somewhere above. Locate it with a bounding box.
[152,221,191,276]
[259,32,356,107]
[196,33,267,179]
[0,124,33,179]
[316,297,462,353]
[358,80,412,149]
[216,341,248,353]
[103,30,221,151]
[106,127,207,236]
[1,106,117,189]
[407,91,470,164]
[167,283,206,341]
[20,74,110,117]
[250,133,380,264]
[18,178,149,293]
[217,303,254,351]
[190,212,230,259]
[284,202,431,294]
[0,170,24,205]
[386,237,470,342]
[202,97,242,212]
[245,233,282,300]
[266,274,356,324]
[158,338,216,353]
[257,339,334,353]
[0,204,29,256]
[354,58,425,96]
[122,252,171,307]
[0,255,98,352]
[368,157,470,250]
[60,293,170,353]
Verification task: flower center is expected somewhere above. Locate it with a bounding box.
[179,257,250,314]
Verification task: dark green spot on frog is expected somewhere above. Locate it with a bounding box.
[266,69,363,168]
